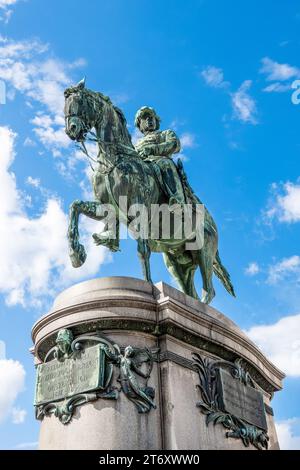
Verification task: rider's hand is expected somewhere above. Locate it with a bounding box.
[140,145,157,157]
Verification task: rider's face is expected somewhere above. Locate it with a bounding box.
[140,113,157,133]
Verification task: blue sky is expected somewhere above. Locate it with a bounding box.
[0,0,300,450]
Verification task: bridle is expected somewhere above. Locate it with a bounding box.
[65,92,137,174]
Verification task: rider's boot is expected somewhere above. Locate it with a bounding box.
[162,163,186,213]
[92,229,120,252]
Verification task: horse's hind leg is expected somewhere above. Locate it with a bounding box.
[137,239,153,284]
[198,236,216,304]
[163,252,199,299]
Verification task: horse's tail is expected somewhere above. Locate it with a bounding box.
[213,250,236,297]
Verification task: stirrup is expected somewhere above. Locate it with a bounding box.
[92,233,120,252]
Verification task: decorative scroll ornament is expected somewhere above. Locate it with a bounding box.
[36,391,115,425]
[35,329,157,424]
[192,353,269,450]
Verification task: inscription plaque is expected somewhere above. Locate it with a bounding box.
[34,344,106,406]
[218,368,267,431]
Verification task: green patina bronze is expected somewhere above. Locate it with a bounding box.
[35,330,117,424]
[192,353,269,450]
[114,344,156,414]
[134,106,185,208]
[35,329,157,423]
[64,79,235,304]
[54,328,73,359]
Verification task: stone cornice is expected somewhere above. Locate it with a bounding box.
[158,300,284,384]
[31,296,157,343]
[31,277,285,395]
[156,297,284,386]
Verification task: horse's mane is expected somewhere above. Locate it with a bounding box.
[64,85,132,146]
[88,90,131,143]
[65,86,127,122]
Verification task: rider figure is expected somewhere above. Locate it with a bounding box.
[134,107,186,209]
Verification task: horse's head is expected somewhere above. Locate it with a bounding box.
[64,79,133,150]
[64,78,103,141]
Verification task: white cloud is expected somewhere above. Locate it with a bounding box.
[180,132,196,149]
[245,262,260,276]
[0,0,20,23]
[172,132,197,163]
[267,256,300,284]
[131,128,143,145]
[201,66,228,89]
[263,82,291,93]
[0,126,109,307]
[0,38,72,110]
[168,119,186,131]
[0,358,25,423]
[31,113,70,156]
[26,176,40,188]
[276,419,300,450]
[11,407,26,424]
[231,80,257,124]
[23,137,36,147]
[78,160,94,200]
[0,37,85,158]
[0,36,48,59]
[265,181,300,223]
[260,57,300,82]
[201,68,258,126]
[174,153,189,163]
[246,313,300,376]
[260,57,300,93]
[0,0,19,8]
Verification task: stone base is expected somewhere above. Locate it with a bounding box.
[31,277,284,450]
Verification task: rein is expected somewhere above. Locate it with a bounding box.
[77,130,137,174]
[66,90,137,173]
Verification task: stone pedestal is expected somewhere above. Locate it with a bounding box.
[31,277,284,450]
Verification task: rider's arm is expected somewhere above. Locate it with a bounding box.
[135,130,181,158]
[155,130,181,157]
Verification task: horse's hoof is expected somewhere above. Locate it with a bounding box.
[201,289,215,304]
[69,244,87,268]
[92,233,102,246]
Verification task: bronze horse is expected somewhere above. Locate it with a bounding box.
[64,80,235,304]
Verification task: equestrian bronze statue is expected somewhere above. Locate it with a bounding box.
[64,79,235,304]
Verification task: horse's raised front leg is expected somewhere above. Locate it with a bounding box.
[68,199,108,268]
[137,239,153,284]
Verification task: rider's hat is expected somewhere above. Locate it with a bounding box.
[134,106,161,130]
